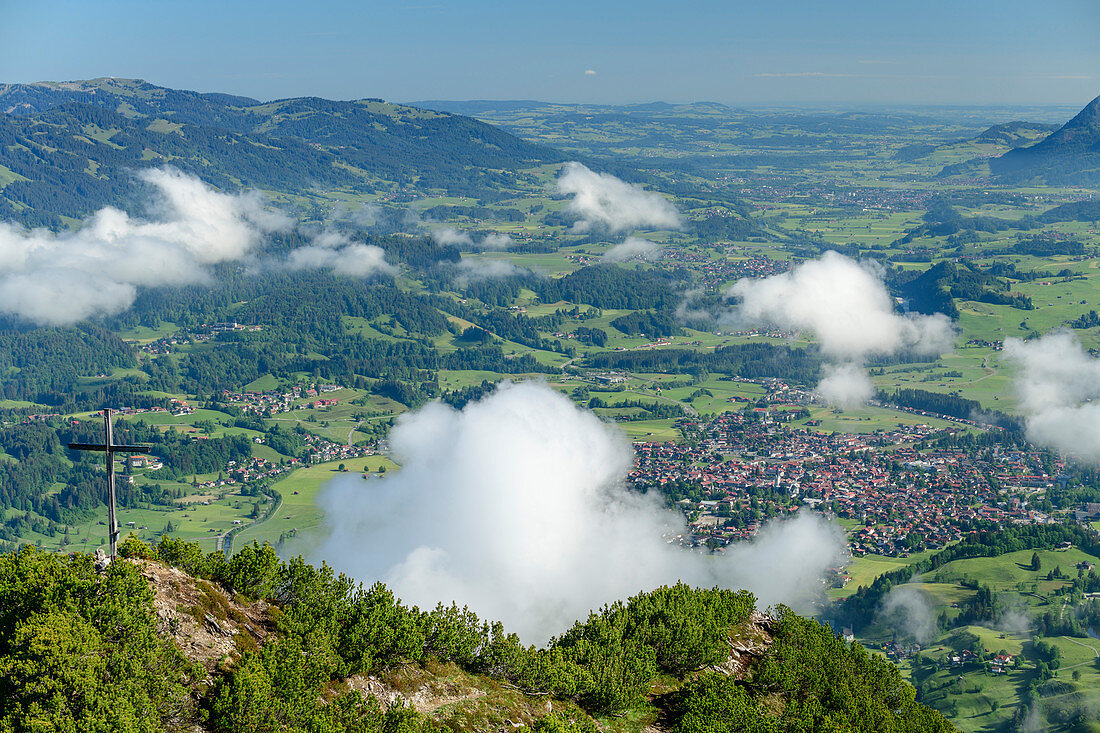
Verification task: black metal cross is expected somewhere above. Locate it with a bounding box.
[68,409,149,558]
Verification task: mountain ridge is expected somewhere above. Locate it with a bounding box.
[0,78,566,226]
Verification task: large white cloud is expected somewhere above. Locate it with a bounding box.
[727,251,954,406]
[0,168,291,325]
[729,251,953,361]
[1004,332,1100,460]
[556,162,681,234]
[309,381,844,644]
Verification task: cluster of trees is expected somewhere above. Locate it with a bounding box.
[1069,310,1100,329]
[0,545,201,730]
[1036,199,1100,224]
[532,264,684,311]
[1009,237,1086,257]
[571,326,607,347]
[674,612,954,733]
[584,342,821,385]
[609,310,681,338]
[0,323,136,405]
[587,396,687,420]
[891,260,1033,319]
[132,538,761,726]
[877,388,984,422]
[441,380,499,410]
[893,200,1037,248]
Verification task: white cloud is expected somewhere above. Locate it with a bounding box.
[345,202,382,227]
[308,381,845,644]
[452,258,528,287]
[284,229,394,277]
[878,586,936,644]
[479,233,514,250]
[602,236,663,263]
[555,162,681,234]
[1004,332,1100,461]
[286,244,394,278]
[584,69,598,76]
[433,228,514,251]
[816,362,874,409]
[729,252,953,361]
[0,167,290,325]
[431,227,474,247]
[727,251,954,406]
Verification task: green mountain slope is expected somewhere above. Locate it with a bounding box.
[0,78,565,226]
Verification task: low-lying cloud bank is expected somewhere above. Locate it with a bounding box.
[0,169,400,325]
[726,251,954,406]
[1005,331,1100,461]
[284,230,394,278]
[556,162,681,234]
[0,168,291,325]
[431,228,514,251]
[603,236,663,263]
[310,381,844,644]
[451,258,529,287]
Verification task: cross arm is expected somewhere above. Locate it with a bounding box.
[67,443,150,453]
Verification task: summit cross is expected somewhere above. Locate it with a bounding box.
[67,409,149,558]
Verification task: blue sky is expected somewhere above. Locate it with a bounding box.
[2,0,1098,106]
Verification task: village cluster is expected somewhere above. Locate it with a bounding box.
[219,383,343,416]
[630,410,1060,562]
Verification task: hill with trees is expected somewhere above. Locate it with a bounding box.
[0,540,956,732]
[0,78,565,226]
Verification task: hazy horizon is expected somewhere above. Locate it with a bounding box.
[2,1,1097,108]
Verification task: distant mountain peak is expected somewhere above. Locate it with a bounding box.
[990,93,1100,184]
[1040,92,1100,146]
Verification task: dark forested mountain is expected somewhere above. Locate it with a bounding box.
[0,77,262,127]
[991,93,1100,184]
[0,78,564,226]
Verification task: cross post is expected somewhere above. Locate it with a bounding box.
[68,409,149,558]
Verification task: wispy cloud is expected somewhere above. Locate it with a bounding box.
[752,71,856,78]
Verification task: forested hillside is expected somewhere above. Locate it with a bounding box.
[0,541,956,732]
[0,78,564,226]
